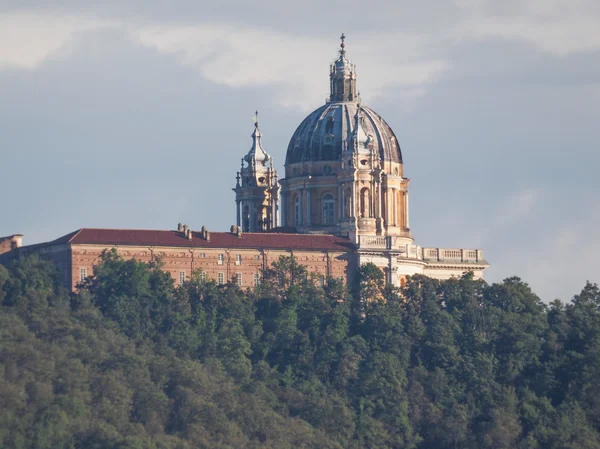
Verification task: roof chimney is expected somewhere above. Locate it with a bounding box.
[236,226,242,238]
[177,223,183,232]
[183,224,189,235]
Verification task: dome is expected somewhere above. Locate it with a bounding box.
[285,102,403,165]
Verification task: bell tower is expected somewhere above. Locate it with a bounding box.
[233,112,280,232]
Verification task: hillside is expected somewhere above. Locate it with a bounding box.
[0,251,599,448]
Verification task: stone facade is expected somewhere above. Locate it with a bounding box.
[257,34,488,285]
[1,35,489,290]
[4,228,354,291]
[0,235,23,255]
[233,113,280,232]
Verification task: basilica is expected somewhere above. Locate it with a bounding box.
[0,35,488,290]
[232,34,488,285]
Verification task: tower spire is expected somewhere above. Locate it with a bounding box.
[329,33,358,103]
[234,113,279,232]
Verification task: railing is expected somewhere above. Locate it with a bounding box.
[359,236,389,249]
[358,236,483,263]
[422,248,483,263]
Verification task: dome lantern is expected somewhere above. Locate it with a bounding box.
[329,33,358,103]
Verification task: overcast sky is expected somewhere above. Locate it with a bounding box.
[1,0,599,302]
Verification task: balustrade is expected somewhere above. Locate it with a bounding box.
[357,237,484,264]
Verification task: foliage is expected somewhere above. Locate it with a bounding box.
[1,252,600,448]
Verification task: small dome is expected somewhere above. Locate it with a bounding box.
[285,102,403,165]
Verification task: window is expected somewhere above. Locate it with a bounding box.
[235,254,242,266]
[322,193,335,225]
[217,254,224,265]
[218,272,224,285]
[295,196,301,226]
[254,273,261,286]
[179,271,186,284]
[199,271,207,281]
[360,187,370,218]
[234,273,242,286]
[254,254,260,260]
[320,276,326,287]
[80,267,87,282]
[200,253,206,258]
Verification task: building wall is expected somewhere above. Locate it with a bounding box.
[423,264,486,281]
[0,235,23,255]
[2,242,73,287]
[281,159,409,238]
[69,244,352,291]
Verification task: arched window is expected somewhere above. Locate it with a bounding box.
[360,188,370,218]
[322,193,335,225]
[295,196,302,226]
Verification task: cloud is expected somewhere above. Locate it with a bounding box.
[2,2,599,107]
[453,0,600,56]
[0,12,116,69]
[521,200,600,301]
[133,25,450,109]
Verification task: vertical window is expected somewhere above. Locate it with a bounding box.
[80,267,87,282]
[360,188,370,218]
[295,195,301,226]
[199,271,207,282]
[218,272,224,285]
[243,205,250,232]
[320,276,326,287]
[322,193,335,225]
[179,271,186,284]
[235,254,242,266]
[235,273,242,286]
[200,253,206,258]
[254,273,261,286]
[217,254,224,265]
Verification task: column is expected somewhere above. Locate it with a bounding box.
[305,187,312,226]
[405,191,410,229]
[338,184,343,221]
[391,188,397,226]
[273,193,279,228]
[280,192,286,228]
[249,205,255,232]
[381,186,387,227]
[298,188,303,226]
[379,181,385,225]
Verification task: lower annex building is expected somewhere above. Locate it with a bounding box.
[0,35,488,290]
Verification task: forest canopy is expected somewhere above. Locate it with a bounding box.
[0,250,599,449]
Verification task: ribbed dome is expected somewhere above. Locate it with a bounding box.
[285,102,402,165]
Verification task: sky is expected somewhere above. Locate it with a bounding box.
[1,0,599,302]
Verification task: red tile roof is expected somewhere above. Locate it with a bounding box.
[57,228,354,252]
